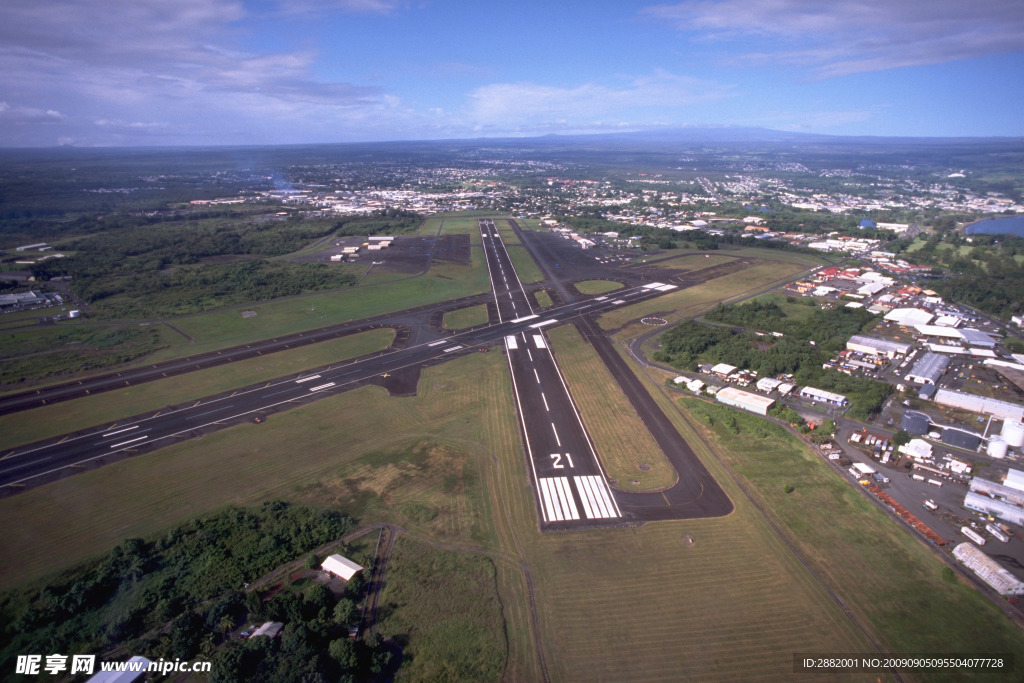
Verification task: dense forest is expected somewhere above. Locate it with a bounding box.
[654,300,891,420]
[0,502,395,682]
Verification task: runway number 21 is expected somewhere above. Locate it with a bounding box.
[550,453,574,469]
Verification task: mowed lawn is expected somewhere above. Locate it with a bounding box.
[442,304,489,330]
[545,324,676,490]
[0,327,396,449]
[597,259,807,330]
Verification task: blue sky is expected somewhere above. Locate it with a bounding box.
[1,0,1022,146]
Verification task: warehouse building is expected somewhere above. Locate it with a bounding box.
[716,386,775,416]
[963,491,1024,527]
[710,363,737,378]
[933,389,1024,422]
[847,335,912,358]
[970,477,1024,508]
[799,386,847,406]
[884,308,934,326]
[952,543,1024,596]
[904,352,950,385]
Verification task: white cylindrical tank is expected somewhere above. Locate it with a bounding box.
[1001,420,1024,448]
[988,437,1008,459]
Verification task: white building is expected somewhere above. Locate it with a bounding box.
[716,387,775,416]
[321,554,363,581]
[799,386,847,406]
[846,335,911,358]
[933,389,1024,422]
[952,543,1024,596]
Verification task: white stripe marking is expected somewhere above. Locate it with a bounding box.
[102,425,138,437]
[510,314,539,323]
[551,423,561,447]
[541,393,549,411]
[576,477,597,519]
[295,374,321,383]
[505,335,518,350]
[554,477,580,520]
[309,382,336,392]
[444,346,462,353]
[529,319,558,329]
[428,340,446,347]
[533,334,546,349]
[110,435,148,449]
[540,478,561,521]
[534,369,541,383]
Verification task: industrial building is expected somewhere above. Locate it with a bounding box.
[710,363,737,378]
[321,554,363,581]
[970,477,1024,508]
[904,352,950,385]
[963,491,1024,527]
[1004,468,1024,492]
[952,543,1024,596]
[846,335,912,358]
[932,389,1024,422]
[799,386,847,406]
[901,411,931,435]
[716,386,775,416]
[940,427,982,450]
[884,308,934,326]
[756,377,782,393]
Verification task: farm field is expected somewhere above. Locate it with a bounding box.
[545,324,676,490]
[0,327,395,449]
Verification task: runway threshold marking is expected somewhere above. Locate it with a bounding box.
[575,476,621,519]
[505,335,518,350]
[533,334,546,349]
[539,477,580,521]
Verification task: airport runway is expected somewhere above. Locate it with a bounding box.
[0,276,679,495]
[483,219,732,529]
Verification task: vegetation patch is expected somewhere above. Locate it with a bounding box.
[0,324,168,386]
[656,300,890,420]
[574,280,623,295]
[377,538,507,682]
[442,304,489,331]
[0,502,354,675]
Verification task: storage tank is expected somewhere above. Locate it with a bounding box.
[1001,420,1024,448]
[987,438,1008,459]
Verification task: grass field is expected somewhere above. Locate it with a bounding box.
[0,350,517,588]
[376,538,507,681]
[545,324,676,490]
[533,290,553,308]
[641,253,737,272]
[677,398,1024,666]
[573,280,623,295]
[597,259,807,331]
[0,327,395,449]
[442,304,489,330]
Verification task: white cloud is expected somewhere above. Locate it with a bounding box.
[0,0,400,145]
[465,70,733,133]
[644,0,1024,77]
[0,101,65,124]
